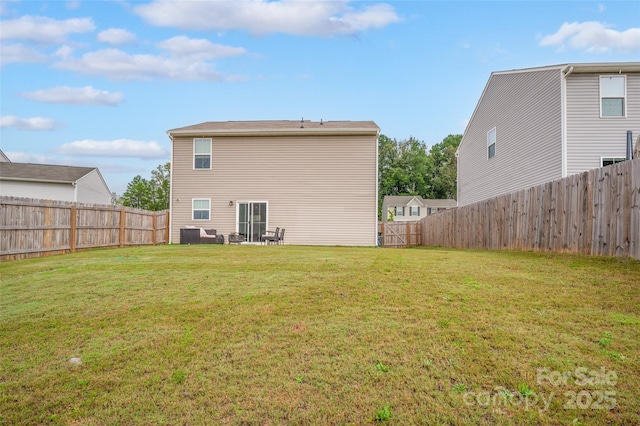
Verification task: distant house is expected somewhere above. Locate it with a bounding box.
[167,120,380,245]
[457,62,640,206]
[382,195,456,222]
[0,158,112,205]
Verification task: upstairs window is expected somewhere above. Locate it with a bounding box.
[487,128,496,159]
[396,206,405,216]
[194,138,212,169]
[600,76,626,117]
[410,206,420,216]
[192,199,210,220]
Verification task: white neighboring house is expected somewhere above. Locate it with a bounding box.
[457,62,640,207]
[382,195,456,222]
[0,153,111,204]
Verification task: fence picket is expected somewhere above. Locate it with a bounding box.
[419,159,639,260]
[0,196,169,261]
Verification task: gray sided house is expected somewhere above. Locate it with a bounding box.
[0,160,111,204]
[382,195,456,222]
[457,62,640,206]
[167,120,380,246]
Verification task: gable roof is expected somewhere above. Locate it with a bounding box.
[383,195,457,208]
[384,195,424,207]
[457,62,640,155]
[167,120,380,137]
[0,162,98,184]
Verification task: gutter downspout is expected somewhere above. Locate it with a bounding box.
[560,66,573,178]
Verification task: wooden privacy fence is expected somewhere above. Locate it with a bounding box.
[421,158,640,260]
[0,196,169,261]
[379,221,421,248]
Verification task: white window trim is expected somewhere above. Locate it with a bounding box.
[396,206,405,216]
[192,198,211,221]
[600,157,625,167]
[487,127,496,159]
[193,138,212,170]
[410,206,420,216]
[599,75,626,118]
[235,200,269,243]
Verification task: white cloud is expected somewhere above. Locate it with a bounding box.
[0,42,47,66]
[0,115,58,130]
[97,28,137,45]
[135,0,400,36]
[54,45,75,58]
[54,48,222,81]
[157,36,246,60]
[55,139,168,159]
[539,21,640,53]
[0,15,95,44]
[2,152,53,164]
[20,86,124,106]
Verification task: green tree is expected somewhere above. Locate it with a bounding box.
[377,133,462,219]
[119,162,171,211]
[119,175,151,209]
[377,134,433,219]
[428,134,461,199]
[149,162,171,210]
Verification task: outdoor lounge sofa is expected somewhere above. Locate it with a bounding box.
[180,227,224,244]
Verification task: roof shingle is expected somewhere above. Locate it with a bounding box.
[0,163,96,183]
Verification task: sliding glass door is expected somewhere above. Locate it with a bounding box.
[237,202,267,243]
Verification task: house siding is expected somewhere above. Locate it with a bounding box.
[170,134,378,245]
[76,170,112,204]
[458,68,563,206]
[0,181,74,201]
[566,73,640,175]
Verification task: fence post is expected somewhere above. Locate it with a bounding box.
[119,208,125,248]
[152,212,157,245]
[165,210,170,244]
[406,222,411,247]
[70,205,76,253]
[380,222,385,247]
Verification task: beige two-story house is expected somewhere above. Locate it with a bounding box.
[457,62,640,206]
[167,120,380,245]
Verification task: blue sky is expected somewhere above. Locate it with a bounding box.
[1,1,639,195]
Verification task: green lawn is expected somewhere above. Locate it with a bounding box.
[1,245,639,425]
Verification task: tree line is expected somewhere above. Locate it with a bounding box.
[116,134,462,216]
[116,162,170,211]
[378,134,461,218]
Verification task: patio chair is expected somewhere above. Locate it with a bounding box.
[261,227,279,245]
[276,228,285,245]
